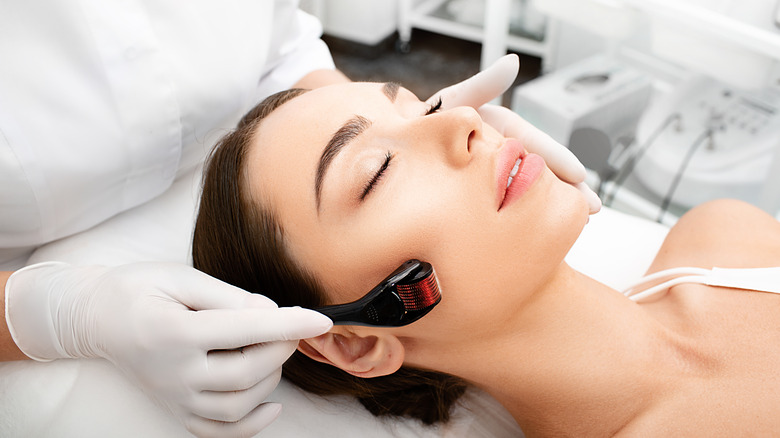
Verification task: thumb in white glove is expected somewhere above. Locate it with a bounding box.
[427,54,602,214]
[5,261,332,438]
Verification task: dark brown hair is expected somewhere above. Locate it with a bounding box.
[192,88,467,425]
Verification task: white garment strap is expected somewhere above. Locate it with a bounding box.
[622,267,780,302]
[706,267,780,294]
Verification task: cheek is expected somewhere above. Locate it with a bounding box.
[409,172,588,341]
[316,166,481,298]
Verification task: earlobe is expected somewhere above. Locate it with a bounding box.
[298,329,405,378]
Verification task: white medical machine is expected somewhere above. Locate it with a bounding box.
[516,0,780,224]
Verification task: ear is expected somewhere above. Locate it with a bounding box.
[297,328,405,378]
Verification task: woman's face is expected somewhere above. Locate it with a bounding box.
[245,82,588,354]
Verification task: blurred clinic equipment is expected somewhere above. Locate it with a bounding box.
[514,0,780,224]
[397,0,552,71]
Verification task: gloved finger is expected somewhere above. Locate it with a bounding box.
[426,54,519,110]
[200,341,297,391]
[478,104,586,184]
[190,369,282,423]
[185,402,282,438]
[576,182,602,214]
[163,265,280,311]
[190,306,332,350]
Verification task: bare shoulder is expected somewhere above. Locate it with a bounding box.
[633,201,780,436]
[648,199,780,272]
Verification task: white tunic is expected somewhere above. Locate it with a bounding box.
[0,0,334,267]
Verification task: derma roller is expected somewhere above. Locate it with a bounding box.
[316,260,441,327]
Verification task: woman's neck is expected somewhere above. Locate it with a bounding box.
[423,263,708,436]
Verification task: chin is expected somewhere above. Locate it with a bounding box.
[561,180,591,247]
[540,169,590,254]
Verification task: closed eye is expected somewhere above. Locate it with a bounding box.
[360,151,394,201]
[426,97,443,115]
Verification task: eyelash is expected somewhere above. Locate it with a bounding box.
[426,97,443,115]
[360,151,393,201]
[358,100,440,201]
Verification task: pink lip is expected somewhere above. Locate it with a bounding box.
[495,139,545,211]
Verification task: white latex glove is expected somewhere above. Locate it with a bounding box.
[427,54,602,214]
[5,261,332,438]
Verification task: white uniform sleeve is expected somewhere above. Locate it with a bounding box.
[255,1,337,99]
[0,0,333,258]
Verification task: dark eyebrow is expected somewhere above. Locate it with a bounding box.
[382,82,400,102]
[315,115,372,210]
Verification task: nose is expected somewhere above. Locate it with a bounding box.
[413,106,483,167]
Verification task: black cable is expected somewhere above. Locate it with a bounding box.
[656,129,712,223]
[603,113,681,206]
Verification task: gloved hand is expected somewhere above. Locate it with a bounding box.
[428,54,602,214]
[5,261,332,438]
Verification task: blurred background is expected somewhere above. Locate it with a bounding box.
[303,0,545,105]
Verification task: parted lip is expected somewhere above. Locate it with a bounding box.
[495,139,526,211]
